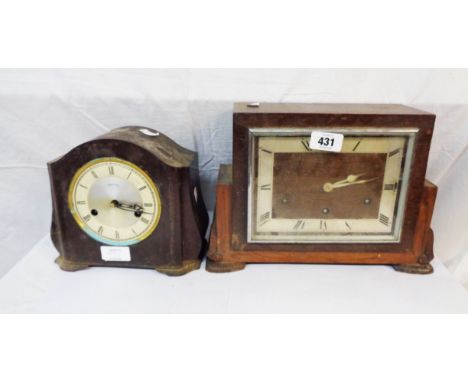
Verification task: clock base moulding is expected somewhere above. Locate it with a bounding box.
[206,165,437,275]
[54,255,203,276]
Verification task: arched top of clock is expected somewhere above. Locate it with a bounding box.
[95,126,196,168]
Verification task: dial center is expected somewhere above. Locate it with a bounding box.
[87,176,142,228]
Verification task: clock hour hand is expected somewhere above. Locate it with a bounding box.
[111,200,149,215]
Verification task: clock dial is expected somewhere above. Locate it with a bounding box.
[249,131,415,243]
[68,157,162,245]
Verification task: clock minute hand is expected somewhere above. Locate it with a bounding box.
[331,173,366,186]
[323,174,378,192]
[330,176,379,189]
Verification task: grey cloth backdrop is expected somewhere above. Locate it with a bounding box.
[1,69,467,288]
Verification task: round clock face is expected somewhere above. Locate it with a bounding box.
[68,157,162,245]
[249,129,416,243]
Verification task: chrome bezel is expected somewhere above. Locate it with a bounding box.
[247,127,418,243]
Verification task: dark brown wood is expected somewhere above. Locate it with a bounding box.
[271,152,386,219]
[232,103,435,254]
[206,165,437,271]
[49,126,208,276]
[205,257,246,273]
[234,103,433,115]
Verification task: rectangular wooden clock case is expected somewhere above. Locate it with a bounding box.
[207,103,437,274]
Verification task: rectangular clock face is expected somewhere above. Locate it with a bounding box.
[248,128,417,243]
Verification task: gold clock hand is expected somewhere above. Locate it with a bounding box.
[330,176,379,189]
[323,173,366,192]
[332,173,366,186]
[344,173,366,184]
[323,176,378,192]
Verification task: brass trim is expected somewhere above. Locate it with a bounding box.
[68,157,162,245]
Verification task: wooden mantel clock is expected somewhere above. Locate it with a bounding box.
[207,103,437,274]
[48,126,208,276]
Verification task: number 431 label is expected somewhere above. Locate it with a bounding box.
[309,131,344,152]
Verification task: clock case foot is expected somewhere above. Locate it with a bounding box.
[393,263,433,274]
[207,165,437,274]
[393,228,435,274]
[155,259,201,276]
[55,255,89,272]
[206,258,246,273]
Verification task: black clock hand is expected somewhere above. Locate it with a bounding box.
[111,200,151,215]
[112,201,142,210]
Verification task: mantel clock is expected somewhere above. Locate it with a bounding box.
[207,103,437,274]
[48,126,208,276]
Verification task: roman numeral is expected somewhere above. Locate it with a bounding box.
[131,228,137,235]
[91,170,98,179]
[352,140,361,151]
[260,148,273,154]
[379,213,390,226]
[97,226,103,235]
[320,220,327,230]
[115,230,120,239]
[76,200,86,205]
[293,220,305,230]
[259,211,270,226]
[301,139,312,151]
[127,170,133,179]
[139,185,147,191]
[141,217,150,225]
[384,182,398,191]
[79,184,88,189]
[345,221,351,230]
[108,166,114,175]
[260,211,270,221]
[260,184,271,190]
[388,148,400,157]
[83,214,91,222]
[143,203,153,207]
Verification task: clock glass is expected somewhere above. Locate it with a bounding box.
[249,128,417,243]
[68,157,162,245]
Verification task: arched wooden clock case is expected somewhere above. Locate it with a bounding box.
[48,126,208,276]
